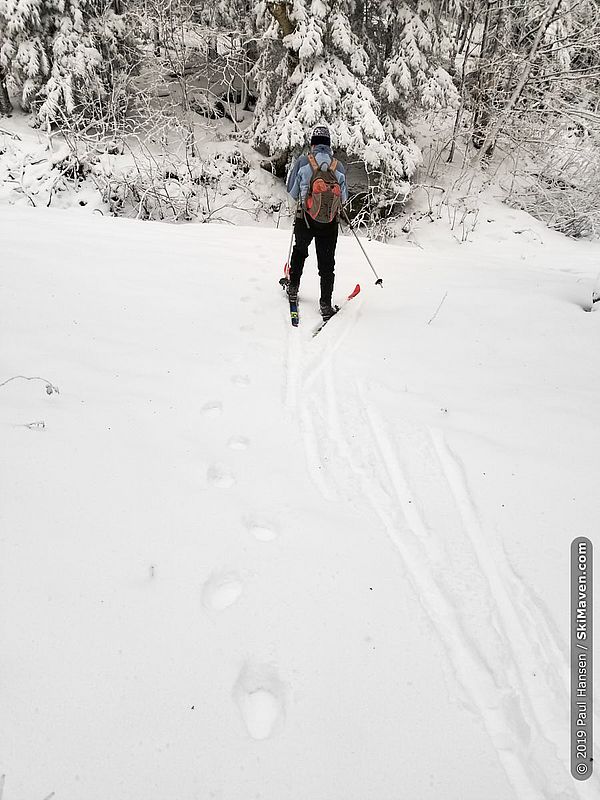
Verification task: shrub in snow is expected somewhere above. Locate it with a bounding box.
[0,121,285,223]
[92,142,285,223]
[505,117,600,239]
[0,0,140,126]
[0,128,100,207]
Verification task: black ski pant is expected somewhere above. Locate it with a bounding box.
[289,215,338,305]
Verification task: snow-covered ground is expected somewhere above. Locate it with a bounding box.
[1,201,599,800]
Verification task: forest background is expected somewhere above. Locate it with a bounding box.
[1,0,599,240]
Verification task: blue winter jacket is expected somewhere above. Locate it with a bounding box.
[286,144,349,205]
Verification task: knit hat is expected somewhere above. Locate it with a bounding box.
[310,125,331,147]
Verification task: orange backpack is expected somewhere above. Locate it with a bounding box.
[304,153,342,223]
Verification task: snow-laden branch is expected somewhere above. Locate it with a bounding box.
[472,0,565,166]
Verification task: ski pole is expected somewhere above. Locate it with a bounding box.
[342,209,383,287]
[283,199,299,279]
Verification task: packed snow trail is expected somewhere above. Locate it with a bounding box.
[284,314,585,798]
[1,206,599,800]
[280,216,600,798]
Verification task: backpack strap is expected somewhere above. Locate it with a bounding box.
[307,153,319,173]
[330,158,338,172]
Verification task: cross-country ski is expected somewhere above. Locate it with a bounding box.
[312,283,361,336]
[279,276,300,326]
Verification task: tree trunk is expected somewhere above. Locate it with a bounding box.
[449,17,478,163]
[472,0,564,165]
[472,0,504,150]
[265,0,297,172]
[457,5,474,55]
[266,3,295,37]
[0,68,12,116]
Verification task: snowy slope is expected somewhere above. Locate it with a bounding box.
[1,205,599,800]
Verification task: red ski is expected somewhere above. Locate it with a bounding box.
[312,284,361,337]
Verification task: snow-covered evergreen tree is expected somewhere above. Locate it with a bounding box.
[0,0,139,125]
[0,0,46,111]
[250,1,459,213]
[378,1,458,114]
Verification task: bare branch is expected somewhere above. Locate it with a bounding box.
[472,0,564,165]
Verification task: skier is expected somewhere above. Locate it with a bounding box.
[286,125,349,320]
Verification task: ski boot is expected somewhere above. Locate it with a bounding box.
[287,283,299,302]
[319,300,336,321]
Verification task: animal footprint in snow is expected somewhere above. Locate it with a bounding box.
[201,401,222,418]
[202,572,243,611]
[228,435,250,451]
[233,663,286,740]
[207,463,235,489]
[231,375,250,387]
[244,516,279,542]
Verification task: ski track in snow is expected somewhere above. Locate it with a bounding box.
[283,307,582,799]
[283,286,362,408]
